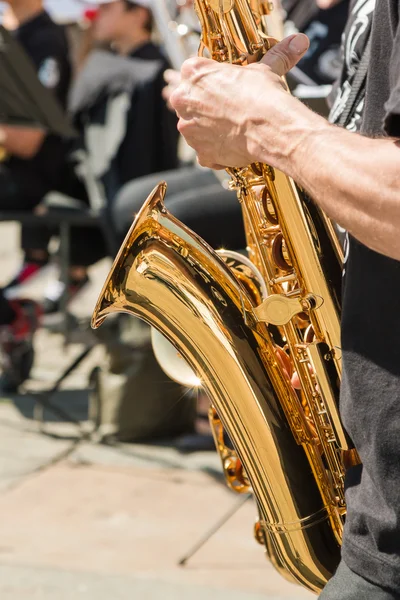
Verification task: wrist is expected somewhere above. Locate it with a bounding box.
[257,95,330,174]
[287,115,338,185]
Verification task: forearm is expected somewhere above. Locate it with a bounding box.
[0,126,45,159]
[262,99,400,260]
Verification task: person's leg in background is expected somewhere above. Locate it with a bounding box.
[5,224,52,290]
[165,184,245,250]
[112,167,225,236]
[0,292,19,326]
[42,224,107,314]
[0,164,53,289]
[319,561,400,600]
[0,289,41,392]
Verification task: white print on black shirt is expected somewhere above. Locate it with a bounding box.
[38,57,60,89]
[329,0,375,274]
[330,0,375,132]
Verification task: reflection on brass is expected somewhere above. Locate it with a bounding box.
[208,0,234,13]
[209,405,251,493]
[92,0,359,593]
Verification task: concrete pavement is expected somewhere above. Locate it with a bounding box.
[0,399,313,600]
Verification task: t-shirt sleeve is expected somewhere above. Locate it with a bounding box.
[384,23,400,136]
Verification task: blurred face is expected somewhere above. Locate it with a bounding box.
[93,1,127,42]
[4,0,43,26]
[5,0,40,10]
[93,0,146,43]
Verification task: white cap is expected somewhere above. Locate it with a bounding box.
[44,0,94,23]
[83,0,153,11]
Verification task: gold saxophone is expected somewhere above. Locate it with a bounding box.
[92,0,359,592]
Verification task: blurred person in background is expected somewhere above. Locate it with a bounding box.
[109,0,246,252]
[0,291,41,392]
[0,0,72,390]
[78,0,179,193]
[0,0,72,288]
[42,0,180,313]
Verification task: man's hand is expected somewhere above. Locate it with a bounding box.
[0,126,45,159]
[170,33,314,170]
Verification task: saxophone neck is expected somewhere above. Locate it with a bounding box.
[195,0,269,63]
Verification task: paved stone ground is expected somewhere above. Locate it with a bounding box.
[0,222,314,600]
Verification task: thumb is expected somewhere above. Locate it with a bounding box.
[261,34,309,76]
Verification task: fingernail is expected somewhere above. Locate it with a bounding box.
[288,34,309,54]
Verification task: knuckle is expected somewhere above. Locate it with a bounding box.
[181,57,200,79]
[177,119,187,134]
[197,155,211,168]
[169,87,183,110]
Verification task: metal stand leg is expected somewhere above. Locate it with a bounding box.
[33,220,92,430]
[31,344,95,434]
[178,493,252,566]
[59,220,70,345]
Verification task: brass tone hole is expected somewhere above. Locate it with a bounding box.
[272,233,292,272]
[262,187,278,225]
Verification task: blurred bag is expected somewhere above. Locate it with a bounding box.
[90,317,196,442]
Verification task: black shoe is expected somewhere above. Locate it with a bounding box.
[42,275,89,314]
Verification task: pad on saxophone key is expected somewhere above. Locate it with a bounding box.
[253,294,323,326]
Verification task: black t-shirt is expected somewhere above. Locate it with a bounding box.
[330,0,400,591]
[330,0,375,131]
[8,10,71,199]
[117,42,179,188]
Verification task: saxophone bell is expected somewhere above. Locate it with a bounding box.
[92,181,341,593]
